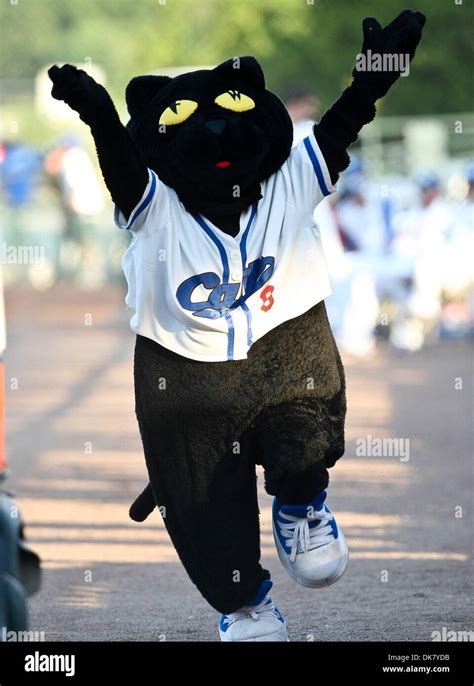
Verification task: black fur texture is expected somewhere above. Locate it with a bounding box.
[133,301,345,612]
[125,56,293,217]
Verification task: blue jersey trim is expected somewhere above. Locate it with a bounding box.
[192,205,258,360]
[194,213,234,358]
[240,202,257,265]
[239,202,258,347]
[241,302,253,346]
[224,312,235,360]
[303,136,331,197]
[128,170,157,228]
[193,214,230,282]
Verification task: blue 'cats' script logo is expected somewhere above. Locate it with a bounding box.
[176,256,274,318]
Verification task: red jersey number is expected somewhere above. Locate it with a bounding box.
[260,284,275,312]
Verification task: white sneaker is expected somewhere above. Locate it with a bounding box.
[219,580,288,642]
[272,491,348,588]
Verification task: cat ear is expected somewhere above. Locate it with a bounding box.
[125,75,171,118]
[213,56,265,90]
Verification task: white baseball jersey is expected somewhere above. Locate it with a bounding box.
[115,132,336,361]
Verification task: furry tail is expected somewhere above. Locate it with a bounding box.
[129,482,156,522]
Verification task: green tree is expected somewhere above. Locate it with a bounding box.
[0,0,472,115]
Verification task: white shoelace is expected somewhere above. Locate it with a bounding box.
[223,597,279,626]
[278,506,335,562]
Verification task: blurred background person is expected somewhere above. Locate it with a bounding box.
[283,83,383,358]
[1,141,42,210]
[44,135,106,285]
[389,173,453,350]
[438,164,474,340]
[283,85,320,142]
[0,140,43,241]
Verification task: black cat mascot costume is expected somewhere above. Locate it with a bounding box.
[49,10,425,641]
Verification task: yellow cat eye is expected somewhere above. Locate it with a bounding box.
[214,90,255,113]
[159,99,198,126]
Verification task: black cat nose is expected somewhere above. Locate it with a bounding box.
[204,119,226,135]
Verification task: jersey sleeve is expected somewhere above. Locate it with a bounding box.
[285,131,337,211]
[114,169,164,233]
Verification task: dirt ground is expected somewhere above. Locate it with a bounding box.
[4,285,472,641]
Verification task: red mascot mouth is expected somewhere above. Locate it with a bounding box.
[215,160,231,168]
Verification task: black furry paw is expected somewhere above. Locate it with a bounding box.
[48,64,113,124]
[353,10,426,99]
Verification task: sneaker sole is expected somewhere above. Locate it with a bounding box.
[273,521,349,588]
[219,625,289,642]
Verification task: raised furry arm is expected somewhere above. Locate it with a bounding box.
[49,64,148,219]
[314,10,426,183]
